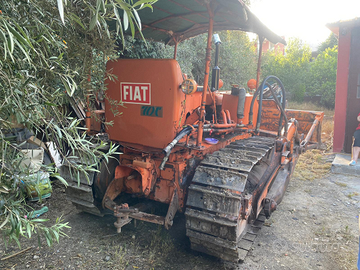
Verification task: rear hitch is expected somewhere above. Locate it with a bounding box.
[113,203,134,233]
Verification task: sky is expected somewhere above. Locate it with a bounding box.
[250,0,360,50]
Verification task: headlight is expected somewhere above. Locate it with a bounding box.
[181,79,198,95]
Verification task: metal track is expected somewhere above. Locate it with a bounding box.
[61,160,104,216]
[185,136,275,262]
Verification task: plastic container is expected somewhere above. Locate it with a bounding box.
[205,138,219,145]
[19,171,52,201]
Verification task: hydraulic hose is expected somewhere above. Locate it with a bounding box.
[266,82,288,136]
[249,76,287,133]
[159,126,194,170]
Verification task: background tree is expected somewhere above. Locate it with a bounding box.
[0,0,155,247]
[317,33,338,53]
[306,46,338,108]
[262,38,311,103]
[216,31,257,89]
[157,31,257,88]
[261,34,338,108]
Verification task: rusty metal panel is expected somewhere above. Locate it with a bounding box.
[259,100,323,144]
[345,26,360,153]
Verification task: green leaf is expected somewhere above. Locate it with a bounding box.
[114,6,125,46]
[52,230,60,243]
[100,17,110,38]
[89,11,98,31]
[31,219,49,222]
[54,124,63,139]
[113,5,121,23]
[143,4,154,11]
[68,119,78,129]
[0,215,9,229]
[0,29,7,42]
[76,170,80,185]
[52,174,68,187]
[2,41,7,60]
[26,223,32,238]
[97,0,106,13]
[6,23,30,48]
[14,39,31,63]
[13,235,21,249]
[123,10,129,31]
[60,76,73,96]
[45,231,52,246]
[100,0,106,13]
[133,0,154,8]
[133,9,141,31]
[3,23,14,53]
[128,14,135,37]
[44,102,57,106]
[13,22,34,49]
[68,13,85,30]
[57,0,65,25]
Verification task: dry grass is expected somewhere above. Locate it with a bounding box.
[288,102,334,181]
[294,149,332,181]
[111,246,129,270]
[335,182,348,188]
[347,192,359,199]
[146,226,174,266]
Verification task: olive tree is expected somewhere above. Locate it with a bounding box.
[0,0,155,247]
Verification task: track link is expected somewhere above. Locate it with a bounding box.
[185,136,275,262]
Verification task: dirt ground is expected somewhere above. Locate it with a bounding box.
[1,153,359,270]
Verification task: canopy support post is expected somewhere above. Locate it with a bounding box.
[173,41,178,59]
[197,3,214,147]
[256,35,265,90]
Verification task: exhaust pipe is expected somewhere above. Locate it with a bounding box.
[211,34,221,92]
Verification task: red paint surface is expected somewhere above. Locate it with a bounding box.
[105,59,202,150]
[333,26,351,153]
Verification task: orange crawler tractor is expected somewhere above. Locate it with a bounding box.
[63,0,323,262]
